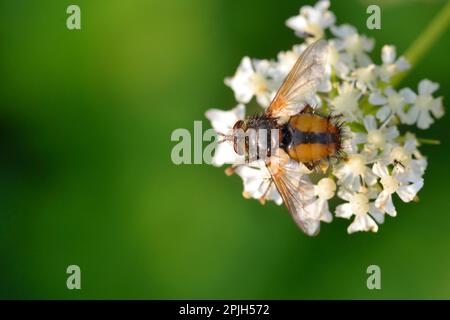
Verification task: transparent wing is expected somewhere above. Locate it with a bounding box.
[265,151,320,236]
[266,39,328,122]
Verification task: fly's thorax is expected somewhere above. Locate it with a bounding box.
[232,116,280,163]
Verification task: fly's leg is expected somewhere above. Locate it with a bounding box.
[259,180,273,205]
[225,165,237,176]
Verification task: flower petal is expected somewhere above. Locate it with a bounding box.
[417,109,433,129]
[372,161,388,178]
[331,24,357,38]
[396,179,424,202]
[347,214,378,234]
[418,79,439,95]
[212,143,243,167]
[369,203,386,223]
[431,97,444,119]
[286,15,308,31]
[381,45,396,64]
[205,104,245,133]
[224,57,255,103]
[335,203,353,219]
[385,126,399,140]
[399,87,416,104]
[363,115,377,131]
[369,91,388,106]
[376,105,391,122]
[405,105,420,125]
[384,194,397,217]
[396,57,410,71]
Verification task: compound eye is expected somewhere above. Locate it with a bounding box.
[233,133,246,155]
[232,122,246,155]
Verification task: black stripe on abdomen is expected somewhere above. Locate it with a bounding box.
[291,130,337,145]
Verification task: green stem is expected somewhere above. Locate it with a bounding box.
[418,138,441,145]
[391,1,450,87]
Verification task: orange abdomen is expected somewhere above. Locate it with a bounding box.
[286,113,341,166]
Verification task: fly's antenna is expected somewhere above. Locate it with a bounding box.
[217,132,234,144]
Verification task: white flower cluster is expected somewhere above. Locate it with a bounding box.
[205,0,444,234]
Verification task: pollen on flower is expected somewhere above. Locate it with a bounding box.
[415,95,433,110]
[316,178,336,200]
[390,146,410,165]
[380,175,399,194]
[350,193,369,216]
[347,154,366,175]
[306,23,324,38]
[387,92,404,110]
[345,34,364,54]
[330,84,361,118]
[367,129,384,147]
[250,73,268,94]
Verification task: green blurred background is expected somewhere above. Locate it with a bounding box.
[0,0,449,299]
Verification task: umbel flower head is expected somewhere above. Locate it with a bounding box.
[205,0,444,234]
